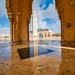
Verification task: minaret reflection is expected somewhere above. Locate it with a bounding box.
[33,40,38,56]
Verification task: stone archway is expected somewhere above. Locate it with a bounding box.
[6,0,75,44]
[6,0,33,44]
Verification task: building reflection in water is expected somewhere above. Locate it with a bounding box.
[12,40,56,60]
[33,41,38,56]
[8,41,75,75]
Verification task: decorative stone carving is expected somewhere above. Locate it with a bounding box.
[8,12,13,22]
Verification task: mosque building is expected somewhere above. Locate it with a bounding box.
[29,11,53,40]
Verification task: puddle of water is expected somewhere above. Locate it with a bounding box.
[0,40,61,60]
[0,43,11,61]
[17,47,54,60]
[17,40,61,60]
[17,48,30,60]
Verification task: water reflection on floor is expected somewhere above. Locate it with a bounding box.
[17,41,61,60]
[0,40,75,75]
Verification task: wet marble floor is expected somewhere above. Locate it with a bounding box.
[0,40,75,75]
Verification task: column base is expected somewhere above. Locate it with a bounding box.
[11,41,29,46]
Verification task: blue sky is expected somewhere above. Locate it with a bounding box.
[0,0,61,35]
[40,0,53,10]
[0,0,10,35]
[31,0,61,33]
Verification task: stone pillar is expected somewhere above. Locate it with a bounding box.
[27,15,31,42]
[63,0,75,42]
[7,12,14,44]
[10,21,13,43]
[55,0,75,42]
[13,13,20,44]
[12,21,15,43]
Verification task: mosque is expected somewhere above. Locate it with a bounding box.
[29,11,53,40]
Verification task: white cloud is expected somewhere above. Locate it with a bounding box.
[0,0,7,18]
[38,21,48,29]
[0,26,10,35]
[42,4,58,20]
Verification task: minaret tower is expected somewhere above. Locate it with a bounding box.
[32,11,37,38]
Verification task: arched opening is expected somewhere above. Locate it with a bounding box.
[48,33,50,37]
[29,0,61,41]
